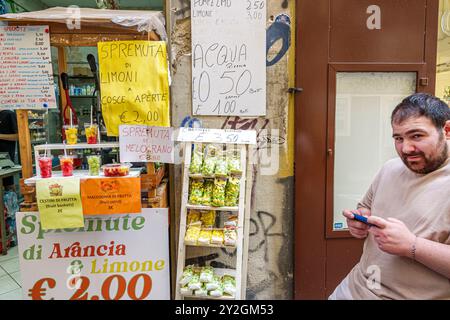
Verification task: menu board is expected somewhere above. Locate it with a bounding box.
[0,25,57,109]
[191,0,266,116]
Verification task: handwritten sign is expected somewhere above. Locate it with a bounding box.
[176,127,257,145]
[119,125,174,163]
[36,178,84,230]
[80,177,141,215]
[191,1,266,116]
[16,209,170,300]
[0,25,57,109]
[98,41,170,136]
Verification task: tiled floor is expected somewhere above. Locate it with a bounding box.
[0,246,23,300]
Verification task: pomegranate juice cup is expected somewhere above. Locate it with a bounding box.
[64,125,78,145]
[38,156,53,178]
[84,123,98,144]
[59,155,74,177]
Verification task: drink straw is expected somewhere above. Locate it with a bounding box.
[63,142,67,157]
[90,105,93,126]
[70,109,73,128]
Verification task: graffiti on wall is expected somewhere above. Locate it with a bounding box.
[266,14,291,67]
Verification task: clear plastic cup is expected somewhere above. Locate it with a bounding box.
[64,125,78,145]
[101,163,132,177]
[84,123,98,144]
[59,155,74,177]
[38,156,53,178]
[87,155,101,176]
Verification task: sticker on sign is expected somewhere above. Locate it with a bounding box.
[176,128,256,145]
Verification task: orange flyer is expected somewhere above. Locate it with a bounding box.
[80,177,141,215]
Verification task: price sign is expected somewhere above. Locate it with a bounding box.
[191,1,266,116]
[98,41,171,136]
[17,209,170,300]
[176,127,257,145]
[119,125,174,163]
[0,25,57,109]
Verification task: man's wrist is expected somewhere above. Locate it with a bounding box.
[410,235,418,260]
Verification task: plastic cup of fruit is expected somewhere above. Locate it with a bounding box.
[87,155,101,176]
[101,163,131,177]
[59,155,74,177]
[84,123,98,144]
[64,125,78,145]
[38,156,53,178]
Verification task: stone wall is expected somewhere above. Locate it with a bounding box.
[169,0,295,299]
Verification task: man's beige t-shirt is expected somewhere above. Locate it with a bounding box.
[347,157,450,299]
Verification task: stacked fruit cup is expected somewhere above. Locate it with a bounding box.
[87,155,101,176]
[84,123,98,144]
[64,125,78,145]
[59,155,74,177]
[39,155,53,178]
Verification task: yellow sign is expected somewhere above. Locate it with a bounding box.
[80,177,141,215]
[98,41,170,136]
[36,178,84,230]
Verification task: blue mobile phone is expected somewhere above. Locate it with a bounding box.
[352,213,375,227]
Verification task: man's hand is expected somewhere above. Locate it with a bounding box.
[367,216,416,257]
[342,207,371,239]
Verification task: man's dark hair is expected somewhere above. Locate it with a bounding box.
[391,93,450,130]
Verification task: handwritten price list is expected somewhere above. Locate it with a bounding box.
[0,26,57,109]
[191,0,266,116]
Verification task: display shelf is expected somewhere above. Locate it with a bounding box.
[186,204,239,212]
[31,140,47,144]
[185,243,236,249]
[34,142,119,151]
[179,268,236,300]
[70,95,96,98]
[189,173,242,179]
[175,140,254,300]
[24,169,141,186]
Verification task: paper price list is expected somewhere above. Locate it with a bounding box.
[0,25,56,109]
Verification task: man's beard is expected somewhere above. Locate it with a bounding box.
[401,137,449,174]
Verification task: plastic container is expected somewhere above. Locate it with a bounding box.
[59,155,74,177]
[84,123,98,144]
[38,156,53,178]
[64,125,78,145]
[101,163,131,177]
[87,155,101,176]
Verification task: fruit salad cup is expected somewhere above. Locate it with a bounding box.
[59,155,74,177]
[101,163,131,177]
[84,123,98,144]
[87,155,101,176]
[38,156,53,178]
[64,125,78,145]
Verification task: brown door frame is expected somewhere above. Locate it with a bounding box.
[325,63,428,239]
[294,0,439,300]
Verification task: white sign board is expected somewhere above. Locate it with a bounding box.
[0,25,57,109]
[16,209,170,300]
[191,0,266,116]
[119,125,174,163]
[176,127,257,145]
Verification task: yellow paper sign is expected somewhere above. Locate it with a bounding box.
[98,41,170,136]
[36,178,84,230]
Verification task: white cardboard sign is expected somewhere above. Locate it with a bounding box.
[119,125,174,163]
[16,209,170,300]
[191,0,266,116]
[176,127,257,145]
[0,25,57,109]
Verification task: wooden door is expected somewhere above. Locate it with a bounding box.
[294,0,439,299]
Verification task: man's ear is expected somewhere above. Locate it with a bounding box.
[445,120,450,139]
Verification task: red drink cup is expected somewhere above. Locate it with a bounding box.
[39,156,53,178]
[59,156,74,177]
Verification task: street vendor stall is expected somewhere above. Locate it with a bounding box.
[0,7,171,300]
